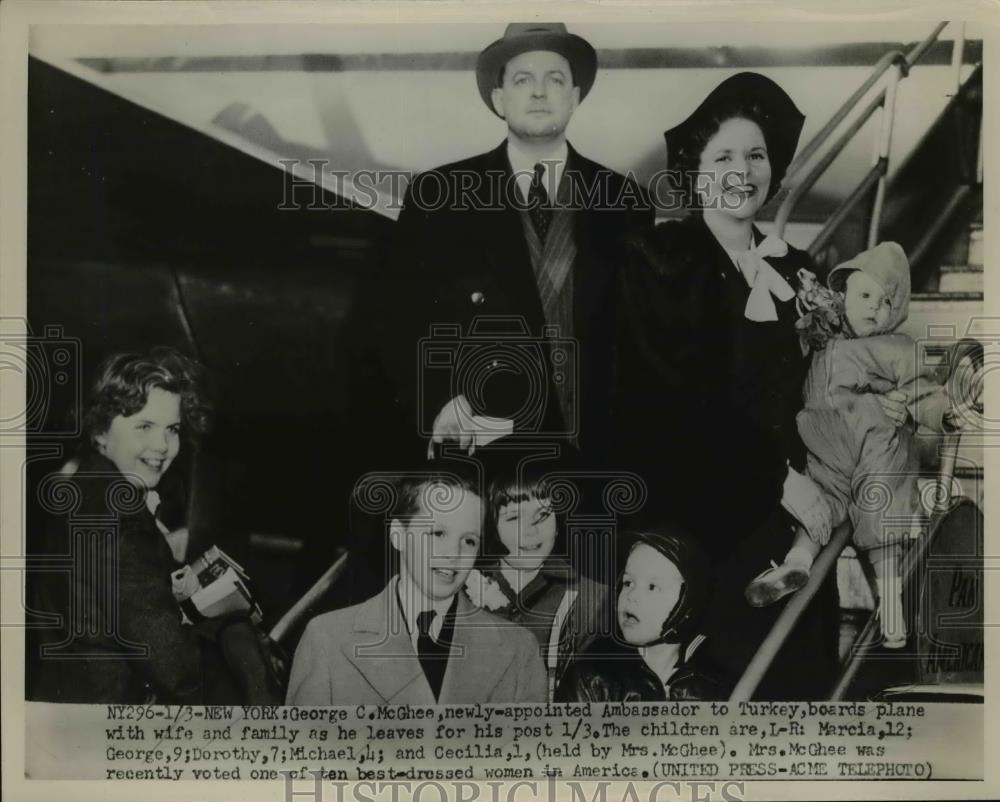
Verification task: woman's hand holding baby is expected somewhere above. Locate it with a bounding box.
[875,389,909,426]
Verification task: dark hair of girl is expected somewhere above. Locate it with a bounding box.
[80,347,211,451]
[482,453,567,563]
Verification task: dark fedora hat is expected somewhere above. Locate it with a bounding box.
[476,23,598,118]
[664,71,805,203]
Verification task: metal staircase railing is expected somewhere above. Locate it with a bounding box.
[774,21,966,259]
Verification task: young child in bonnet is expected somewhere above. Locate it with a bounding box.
[746,242,959,648]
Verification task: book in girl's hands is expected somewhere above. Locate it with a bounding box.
[171,546,262,625]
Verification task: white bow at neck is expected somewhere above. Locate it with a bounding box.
[730,234,795,322]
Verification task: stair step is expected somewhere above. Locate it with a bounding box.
[911,292,984,301]
[968,227,983,267]
[940,263,984,273]
[838,550,875,611]
[919,437,984,474]
[899,294,984,342]
[939,271,984,293]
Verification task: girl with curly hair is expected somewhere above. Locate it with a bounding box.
[35,348,280,704]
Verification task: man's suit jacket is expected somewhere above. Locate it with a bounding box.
[372,141,653,460]
[285,579,547,705]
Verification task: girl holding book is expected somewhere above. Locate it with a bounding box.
[33,348,279,704]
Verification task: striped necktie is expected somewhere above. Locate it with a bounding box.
[527,163,551,244]
[416,610,448,699]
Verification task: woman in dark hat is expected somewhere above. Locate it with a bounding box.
[555,527,725,702]
[613,72,840,699]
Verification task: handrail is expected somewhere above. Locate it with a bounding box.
[729,521,853,702]
[808,161,886,257]
[950,23,968,95]
[907,184,974,270]
[781,53,898,183]
[775,90,885,237]
[775,21,955,245]
[269,550,350,643]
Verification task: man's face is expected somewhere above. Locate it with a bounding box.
[391,484,483,603]
[491,50,579,141]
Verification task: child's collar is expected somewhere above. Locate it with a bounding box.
[394,572,454,623]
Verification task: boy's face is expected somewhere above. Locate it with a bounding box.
[495,496,557,571]
[844,270,892,337]
[617,544,683,646]
[391,484,482,603]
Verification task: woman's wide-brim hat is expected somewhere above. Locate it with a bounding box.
[477,23,598,118]
[664,71,806,202]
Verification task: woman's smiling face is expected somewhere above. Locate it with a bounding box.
[617,543,684,646]
[697,116,772,221]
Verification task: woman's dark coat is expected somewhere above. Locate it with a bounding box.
[614,215,840,699]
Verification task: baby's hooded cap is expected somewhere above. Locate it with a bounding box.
[828,241,911,333]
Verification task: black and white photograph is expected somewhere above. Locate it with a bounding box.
[0,1,993,799]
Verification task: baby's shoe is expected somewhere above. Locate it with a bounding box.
[745,560,811,607]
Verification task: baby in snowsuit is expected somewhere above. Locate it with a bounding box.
[746,242,951,648]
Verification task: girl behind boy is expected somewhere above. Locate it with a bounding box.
[746,242,957,648]
[464,447,609,700]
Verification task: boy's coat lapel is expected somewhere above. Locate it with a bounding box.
[345,582,436,705]
[343,582,520,704]
[438,594,516,703]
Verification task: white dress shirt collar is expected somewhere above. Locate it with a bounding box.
[507,139,569,204]
[395,572,453,650]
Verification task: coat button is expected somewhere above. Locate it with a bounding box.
[471,292,485,305]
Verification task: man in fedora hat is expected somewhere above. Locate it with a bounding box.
[376,23,652,462]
